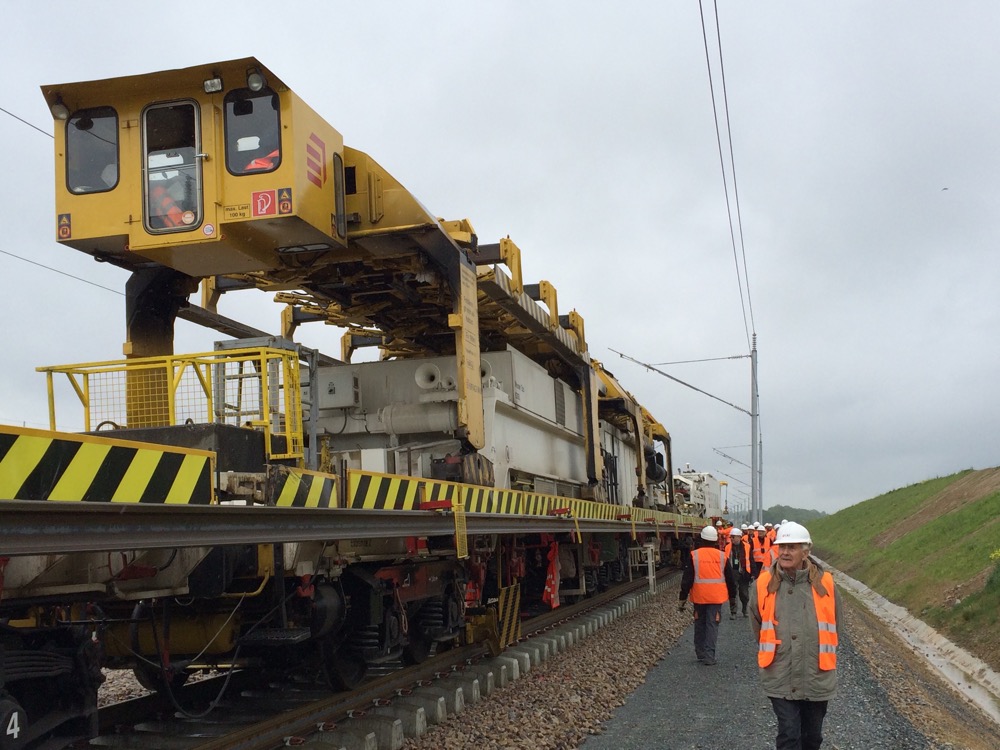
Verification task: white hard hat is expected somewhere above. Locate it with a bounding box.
[753,522,761,529]
[715,519,723,526]
[740,523,748,530]
[729,527,742,537]
[773,523,781,531]
[764,522,773,528]
[775,521,811,545]
[700,525,719,542]
[781,519,789,525]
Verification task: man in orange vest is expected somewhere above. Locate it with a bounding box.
[728,527,752,617]
[719,521,732,559]
[750,523,767,578]
[750,521,840,750]
[678,525,737,666]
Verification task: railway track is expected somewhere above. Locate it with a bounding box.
[80,570,672,750]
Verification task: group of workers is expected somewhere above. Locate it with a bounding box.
[677,518,840,750]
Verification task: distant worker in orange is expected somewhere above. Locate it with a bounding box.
[719,522,733,559]
[678,525,737,665]
[750,521,840,750]
[750,523,767,578]
[728,527,752,617]
[763,523,782,568]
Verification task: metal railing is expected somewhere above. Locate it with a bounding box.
[38,347,304,461]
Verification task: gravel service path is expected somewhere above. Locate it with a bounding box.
[581,595,930,749]
[400,578,1000,750]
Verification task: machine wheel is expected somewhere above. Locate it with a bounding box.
[132,662,189,694]
[435,636,459,654]
[401,630,433,665]
[321,642,367,691]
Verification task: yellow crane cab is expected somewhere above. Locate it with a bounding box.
[41,57,349,277]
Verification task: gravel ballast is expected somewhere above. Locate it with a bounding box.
[98,576,1000,748]
[400,578,1000,750]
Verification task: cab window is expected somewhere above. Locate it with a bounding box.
[142,101,202,232]
[333,152,346,238]
[66,106,118,194]
[224,88,281,175]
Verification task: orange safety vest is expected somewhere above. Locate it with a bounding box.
[735,538,751,574]
[245,149,279,171]
[690,548,728,604]
[755,569,838,670]
[149,184,185,228]
[751,534,767,563]
[765,545,779,567]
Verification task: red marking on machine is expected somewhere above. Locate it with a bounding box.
[306,133,327,187]
[252,190,277,216]
[418,500,453,511]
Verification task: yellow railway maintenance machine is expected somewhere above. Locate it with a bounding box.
[42,57,484,445]
[0,58,697,749]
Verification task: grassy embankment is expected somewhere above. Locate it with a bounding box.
[808,467,1000,672]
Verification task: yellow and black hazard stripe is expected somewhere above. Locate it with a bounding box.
[348,471,421,510]
[423,480,458,504]
[344,470,704,532]
[461,485,493,513]
[0,425,213,504]
[496,583,521,648]
[268,466,337,508]
[494,489,521,515]
[522,493,556,516]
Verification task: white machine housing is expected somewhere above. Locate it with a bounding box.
[309,346,645,503]
[672,466,725,518]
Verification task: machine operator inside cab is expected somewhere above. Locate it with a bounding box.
[42,58,350,277]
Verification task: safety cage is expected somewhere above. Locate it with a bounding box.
[38,346,304,461]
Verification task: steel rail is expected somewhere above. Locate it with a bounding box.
[188,569,674,750]
[0,501,684,556]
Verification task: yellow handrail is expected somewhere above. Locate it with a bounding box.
[37,347,303,462]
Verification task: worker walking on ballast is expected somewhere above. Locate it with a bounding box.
[728,526,752,617]
[750,521,840,750]
[678,525,737,665]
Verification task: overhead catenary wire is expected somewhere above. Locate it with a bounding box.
[697,0,756,350]
[0,105,53,139]
[713,447,751,470]
[0,108,125,295]
[715,469,752,489]
[611,348,750,417]
[697,3,763,518]
[711,0,755,337]
[653,354,748,366]
[0,248,123,296]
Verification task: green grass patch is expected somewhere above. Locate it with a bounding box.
[804,469,1000,671]
[810,471,972,565]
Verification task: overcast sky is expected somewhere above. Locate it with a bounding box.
[1,2,997,515]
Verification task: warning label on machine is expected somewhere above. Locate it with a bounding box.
[224,204,251,220]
